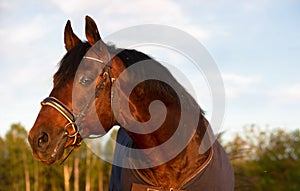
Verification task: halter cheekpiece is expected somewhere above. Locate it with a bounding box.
[40,54,114,162]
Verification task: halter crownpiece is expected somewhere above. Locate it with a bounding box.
[82,56,105,64]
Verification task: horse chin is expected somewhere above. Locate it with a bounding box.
[37,136,68,165]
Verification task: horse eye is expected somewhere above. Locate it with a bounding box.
[79,75,93,86]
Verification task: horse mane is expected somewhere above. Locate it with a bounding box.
[54,42,149,87]
[107,45,152,68]
[54,42,91,88]
[54,42,204,114]
[109,45,204,115]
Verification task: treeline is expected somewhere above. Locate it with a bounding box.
[0,123,299,191]
[224,125,300,191]
[0,123,116,191]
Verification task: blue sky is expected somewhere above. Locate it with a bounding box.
[0,0,299,138]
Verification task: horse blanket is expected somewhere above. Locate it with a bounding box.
[109,128,234,191]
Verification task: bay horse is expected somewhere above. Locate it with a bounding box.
[28,16,234,191]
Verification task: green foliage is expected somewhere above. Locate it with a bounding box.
[225,125,300,191]
[1,123,299,191]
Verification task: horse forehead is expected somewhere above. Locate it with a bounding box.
[86,40,110,57]
[50,81,74,103]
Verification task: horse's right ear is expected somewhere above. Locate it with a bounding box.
[85,16,101,46]
[64,20,81,51]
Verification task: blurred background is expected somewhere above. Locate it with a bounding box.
[0,0,299,190]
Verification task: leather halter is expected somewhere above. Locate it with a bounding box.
[40,54,113,153]
[41,97,79,145]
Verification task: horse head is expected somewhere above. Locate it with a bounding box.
[28,16,122,164]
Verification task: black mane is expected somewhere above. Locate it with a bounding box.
[54,42,151,87]
[54,41,204,114]
[107,45,152,68]
[54,42,91,87]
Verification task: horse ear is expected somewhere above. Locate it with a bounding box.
[85,16,101,46]
[64,20,81,51]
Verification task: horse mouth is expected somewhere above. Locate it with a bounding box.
[36,136,68,165]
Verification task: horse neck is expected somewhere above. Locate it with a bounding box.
[125,90,208,150]
[109,52,208,151]
[120,74,206,143]
[125,88,208,186]
[110,51,211,187]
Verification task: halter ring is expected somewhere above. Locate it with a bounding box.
[64,122,79,138]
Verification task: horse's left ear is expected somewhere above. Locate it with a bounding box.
[85,16,101,46]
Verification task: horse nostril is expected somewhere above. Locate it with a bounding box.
[38,132,49,148]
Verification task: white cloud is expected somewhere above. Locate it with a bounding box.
[0,0,15,9]
[51,0,102,14]
[0,15,54,65]
[270,83,300,104]
[241,0,269,13]
[51,0,186,23]
[0,16,49,45]
[181,25,213,42]
[223,73,261,99]
[223,73,260,85]
[50,0,212,42]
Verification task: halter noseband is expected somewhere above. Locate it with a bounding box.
[41,97,79,144]
[40,54,113,151]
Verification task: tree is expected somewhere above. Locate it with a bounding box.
[63,158,73,191]
[85,148,92,191]
[3,123,31,191]
[225,125,300,191]
[0,123,117,191]
[0,136,10,191]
